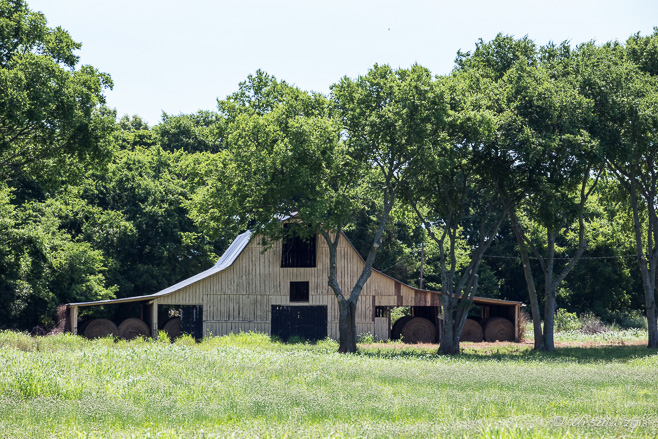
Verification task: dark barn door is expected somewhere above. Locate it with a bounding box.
[271,305,327,341]
[180,305,203,340]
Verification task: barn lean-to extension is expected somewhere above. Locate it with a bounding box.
[67,230,522,343]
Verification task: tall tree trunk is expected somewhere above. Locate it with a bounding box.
[645,294,658,349]
[438,307,458,355]
[321,185,395,353]
[511,184,589,353]
[510,215,544,350]
[629,172,658,348]
[543,289,557,351]
[542,231,557,352]
[435,210,503,356]
[337,298,357,353]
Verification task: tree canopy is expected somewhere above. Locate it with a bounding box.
[0,1,654,352]
[0,0,114,182]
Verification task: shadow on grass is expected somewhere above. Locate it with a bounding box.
[355,343,658,364]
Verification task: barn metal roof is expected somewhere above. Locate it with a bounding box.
[67,230,252,307]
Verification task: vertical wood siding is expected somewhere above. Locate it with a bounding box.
[158,233,406,338]
[155,232,519,339]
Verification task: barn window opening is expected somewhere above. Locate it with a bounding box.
[281,224,316,267]
[290,281,310,302]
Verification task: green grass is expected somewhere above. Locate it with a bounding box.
[552,328,648,343]
[0,331,656,438]
[522,324,649,344]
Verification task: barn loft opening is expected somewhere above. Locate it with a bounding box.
[289,281,310,302]
[281,224,316,267]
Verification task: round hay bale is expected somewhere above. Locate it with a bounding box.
[461,318,484,342]
[400,317,436,343]
[484,317,515,342]
[162,317,181,339]
[83,319,119,339]
[391,316,413,340]
[118,318,150,340]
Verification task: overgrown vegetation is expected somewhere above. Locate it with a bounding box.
[552,308,647,334]
[2,0,658,353]
[0,330,655,438]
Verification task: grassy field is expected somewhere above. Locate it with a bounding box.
[0,330,657,438]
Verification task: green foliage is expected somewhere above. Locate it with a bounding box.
[155,110,223,153]
[1,115,226,329]
[455,33,538,80]
[0,188,116,329]
[390,306,410,326]
[114,114,156,150]
[156,330,171,344]
[606,310,648,330]
[72,144,226,301]
[0,0,119,329]
[173,333,197,347]
[0,0,114,181]
[0,5,656,350]
[554,309,581,332]
[356,332,376,343]
[346,204,424,285]
[189,70,342,242]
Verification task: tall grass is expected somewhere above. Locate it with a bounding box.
[0,330,656,438]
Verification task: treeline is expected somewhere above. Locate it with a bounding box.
[1,1,657,352]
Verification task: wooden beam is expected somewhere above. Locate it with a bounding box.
[149,300,158,339]
[70,306,78,335]
[514,304,520,342]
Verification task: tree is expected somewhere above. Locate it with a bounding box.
[0,185,116,330]
[72,142,226,300]
[562,186,643,316]
[402,69,510,355]
[191,66,442,352]
[0,0,117,330]
[346,204,425,287]
[591,31,658,347]
[155,111,223,153]
[325,64,442,352]
[0,0,114,181]
[457,35,603,351]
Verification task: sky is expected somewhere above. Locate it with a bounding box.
[28,0,658,126]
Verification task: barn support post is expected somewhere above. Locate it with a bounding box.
[69,306,78,335]
[514,304,520,342]
[148,300,158,339]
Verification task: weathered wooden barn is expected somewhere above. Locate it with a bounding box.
[67,230,522,343]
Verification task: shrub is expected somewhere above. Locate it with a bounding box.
[157,330,171,343]
[357,332,376,344]
[174,334,197,346]
[517,309,531,340]
[606,310,648,329]
[554,309,580,332]
[579,312,607,334]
